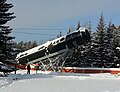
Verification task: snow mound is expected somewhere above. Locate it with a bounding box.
[1,70,120,92]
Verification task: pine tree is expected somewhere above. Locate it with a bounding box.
[57,31,62,38]
[88,20,92,33]
[109,24,120,67]
[90,14,116,67]
[103,22,116,67]
[113,25,120,47]
[76,21,81,30]
[31,41,38,48]
[0,0,16,73]
[17,41,24,51]
[67,28,72,34]
[90,13,106,67]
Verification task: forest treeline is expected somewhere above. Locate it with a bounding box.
[14,41,38,52]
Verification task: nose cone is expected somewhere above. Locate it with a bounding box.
[85,29,90,42]
[66,28,91,49]
[76,28,90,45]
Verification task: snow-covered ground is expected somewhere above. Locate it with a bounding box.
[1,70,120,92]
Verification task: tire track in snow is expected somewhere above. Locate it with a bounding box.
[0,77,14,89]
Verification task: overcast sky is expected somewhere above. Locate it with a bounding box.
[7,0,120,42]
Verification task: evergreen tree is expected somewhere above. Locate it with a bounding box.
[59,31,62,37]
[90,13,106,67]
[17,41,24,51]
[57,31,62,38]
[0,0,16,73]
[113,25,120,47]
[27,41,32,49]
[110,24,120,66]
[88,20,92,33]
[76,21,81,30]
[103,22,116,67]
[31,41,38,48]
[90,14,116,67]
[67,28,72,34]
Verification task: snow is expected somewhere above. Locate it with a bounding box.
[1,70,120,92]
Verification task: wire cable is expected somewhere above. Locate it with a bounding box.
[12,28,68,36]
[13,31,57,36]
[13,28,68,30]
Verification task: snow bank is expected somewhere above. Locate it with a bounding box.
[0,70,120,92]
